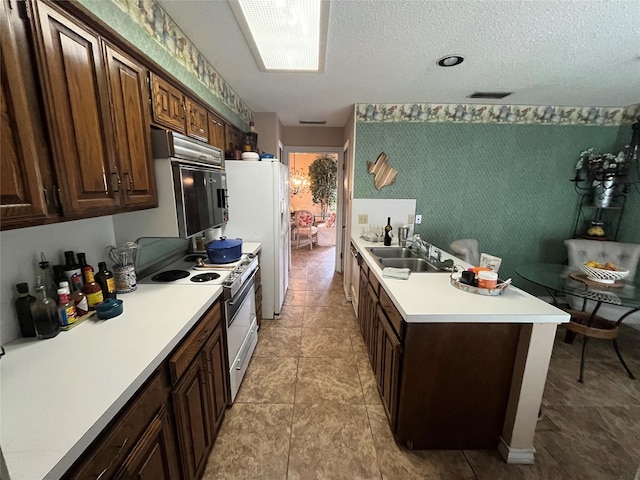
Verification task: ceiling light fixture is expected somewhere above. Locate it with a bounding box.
[437,55,464,67]
[230,0,329,72]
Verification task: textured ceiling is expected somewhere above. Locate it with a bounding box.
[158,0,640,127]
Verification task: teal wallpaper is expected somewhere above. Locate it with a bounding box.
[354,122,639,287]
[78,0,250,130]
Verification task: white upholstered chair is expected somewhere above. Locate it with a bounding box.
[449,239,480,266]
[563,239,640,382]
[316,212,336,247]
[564,239,640,326]
[294,210,318,250]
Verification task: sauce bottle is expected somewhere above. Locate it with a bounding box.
[57,288,77,326]
[30,280,60,339]
[77,252,93,285]
[14,283,37,337]
[82,268,104,310]
[68,278,89,316]
[95,262,117,300]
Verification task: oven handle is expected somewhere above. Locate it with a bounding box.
[228,271,256,308]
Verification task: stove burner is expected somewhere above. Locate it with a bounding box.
[184,254,207,262]
[151,270,190,282]
[190,272,220,283]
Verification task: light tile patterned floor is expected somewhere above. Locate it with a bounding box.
[203,246,640,480]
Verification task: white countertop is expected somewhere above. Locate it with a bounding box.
[242,242,262,256]
[352,236,569,324]
[0,283,223,480]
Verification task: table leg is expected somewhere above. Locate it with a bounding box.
[613,339,635,379]
[578,336,589,383]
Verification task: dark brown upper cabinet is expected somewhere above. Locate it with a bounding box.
[150,72,186,133]
[207,111,225,151]
[30,0,120,216]
[28,0,157,218]
[0,0,57,230]
[104,43,157,209]
[185,96,208,142]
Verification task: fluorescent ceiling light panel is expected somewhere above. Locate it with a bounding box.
[231,0,328,72]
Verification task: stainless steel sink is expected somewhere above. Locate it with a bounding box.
[379,257,442,272]
[366,247,419,258]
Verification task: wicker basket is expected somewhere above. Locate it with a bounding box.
[580,263,629,284]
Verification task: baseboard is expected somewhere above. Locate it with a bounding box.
[497,437,536,464]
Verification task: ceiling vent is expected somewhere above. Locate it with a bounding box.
[467,91,513,99]
[299,120,327,125]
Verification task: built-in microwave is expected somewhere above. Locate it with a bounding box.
[112,130,228,244]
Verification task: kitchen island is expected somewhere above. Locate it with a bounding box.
[351,236,569,464]
[0,242,262,480]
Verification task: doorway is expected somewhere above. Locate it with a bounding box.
[284,146,343,272]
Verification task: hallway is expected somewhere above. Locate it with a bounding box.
[202,245,640,479]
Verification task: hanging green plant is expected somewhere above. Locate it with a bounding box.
[308,155,337,216]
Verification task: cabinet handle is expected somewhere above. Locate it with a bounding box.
[43,188,49,206]
[54,186,61,208]
[122,172,133,192]
[95,437,128,480]
[111,172,121,193]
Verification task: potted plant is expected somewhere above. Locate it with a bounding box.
[574,147,631,207]
[308,155,337,217]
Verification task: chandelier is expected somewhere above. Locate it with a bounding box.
[290,154,311,196]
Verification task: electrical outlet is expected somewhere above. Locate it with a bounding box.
[415,214,422,224]
[408,214,415,224]
[358,214,368,224]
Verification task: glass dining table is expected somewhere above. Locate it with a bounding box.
[516,263,639,382]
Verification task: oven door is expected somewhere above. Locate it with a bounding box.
[225,275,257,401]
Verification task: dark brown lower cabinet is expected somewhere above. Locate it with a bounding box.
[357,265,521,450]
[63,300,227,480]
[114,406,180,480]
[172,352,215,480]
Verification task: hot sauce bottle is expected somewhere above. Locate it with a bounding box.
[82,268,104,310]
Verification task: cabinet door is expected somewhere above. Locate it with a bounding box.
[224,123,244,151]
[185,97,208,142]
[0,0,54,229]
[357,266,369,336]
[104,44,157,209]
[203,325,228,433]
[375,306,401,430]
[114,406,180,480]
[365,282,379,364]
[31,0,119,215]
[150,73,185,133]
[172,355,214,480]
[208,111,225,150]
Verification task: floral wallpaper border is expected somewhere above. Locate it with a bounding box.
[112,0,252,124]
[356,103,640,126]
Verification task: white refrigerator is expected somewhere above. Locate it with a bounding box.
[223,160,290,319]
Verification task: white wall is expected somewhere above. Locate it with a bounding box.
[351,199,416,240]
[0,217,116,344]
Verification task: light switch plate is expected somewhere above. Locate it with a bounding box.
[358,214,368,224]
[408,214,415,224]
[415,214,422,224]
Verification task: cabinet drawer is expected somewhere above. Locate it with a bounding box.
[360,261,369,279]
[169,301,221,385]
[64,370,168,480]
[368,269,380,296]
[379,288,404,339]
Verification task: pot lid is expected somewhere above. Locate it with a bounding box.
[206,236,242,249]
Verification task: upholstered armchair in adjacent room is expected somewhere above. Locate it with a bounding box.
[294,210,318,249]
[316,212,336,247]
[564,239,640,327]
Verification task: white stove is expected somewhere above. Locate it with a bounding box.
[138,253,239,286]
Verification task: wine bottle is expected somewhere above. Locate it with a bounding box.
[95,262,117,300]
[82,268,104,310]
[384,217,392,246]
[30,281,60,339]
[14,283,37,338]
[63,251,83,290]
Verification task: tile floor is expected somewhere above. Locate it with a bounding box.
[203,246,640,480]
